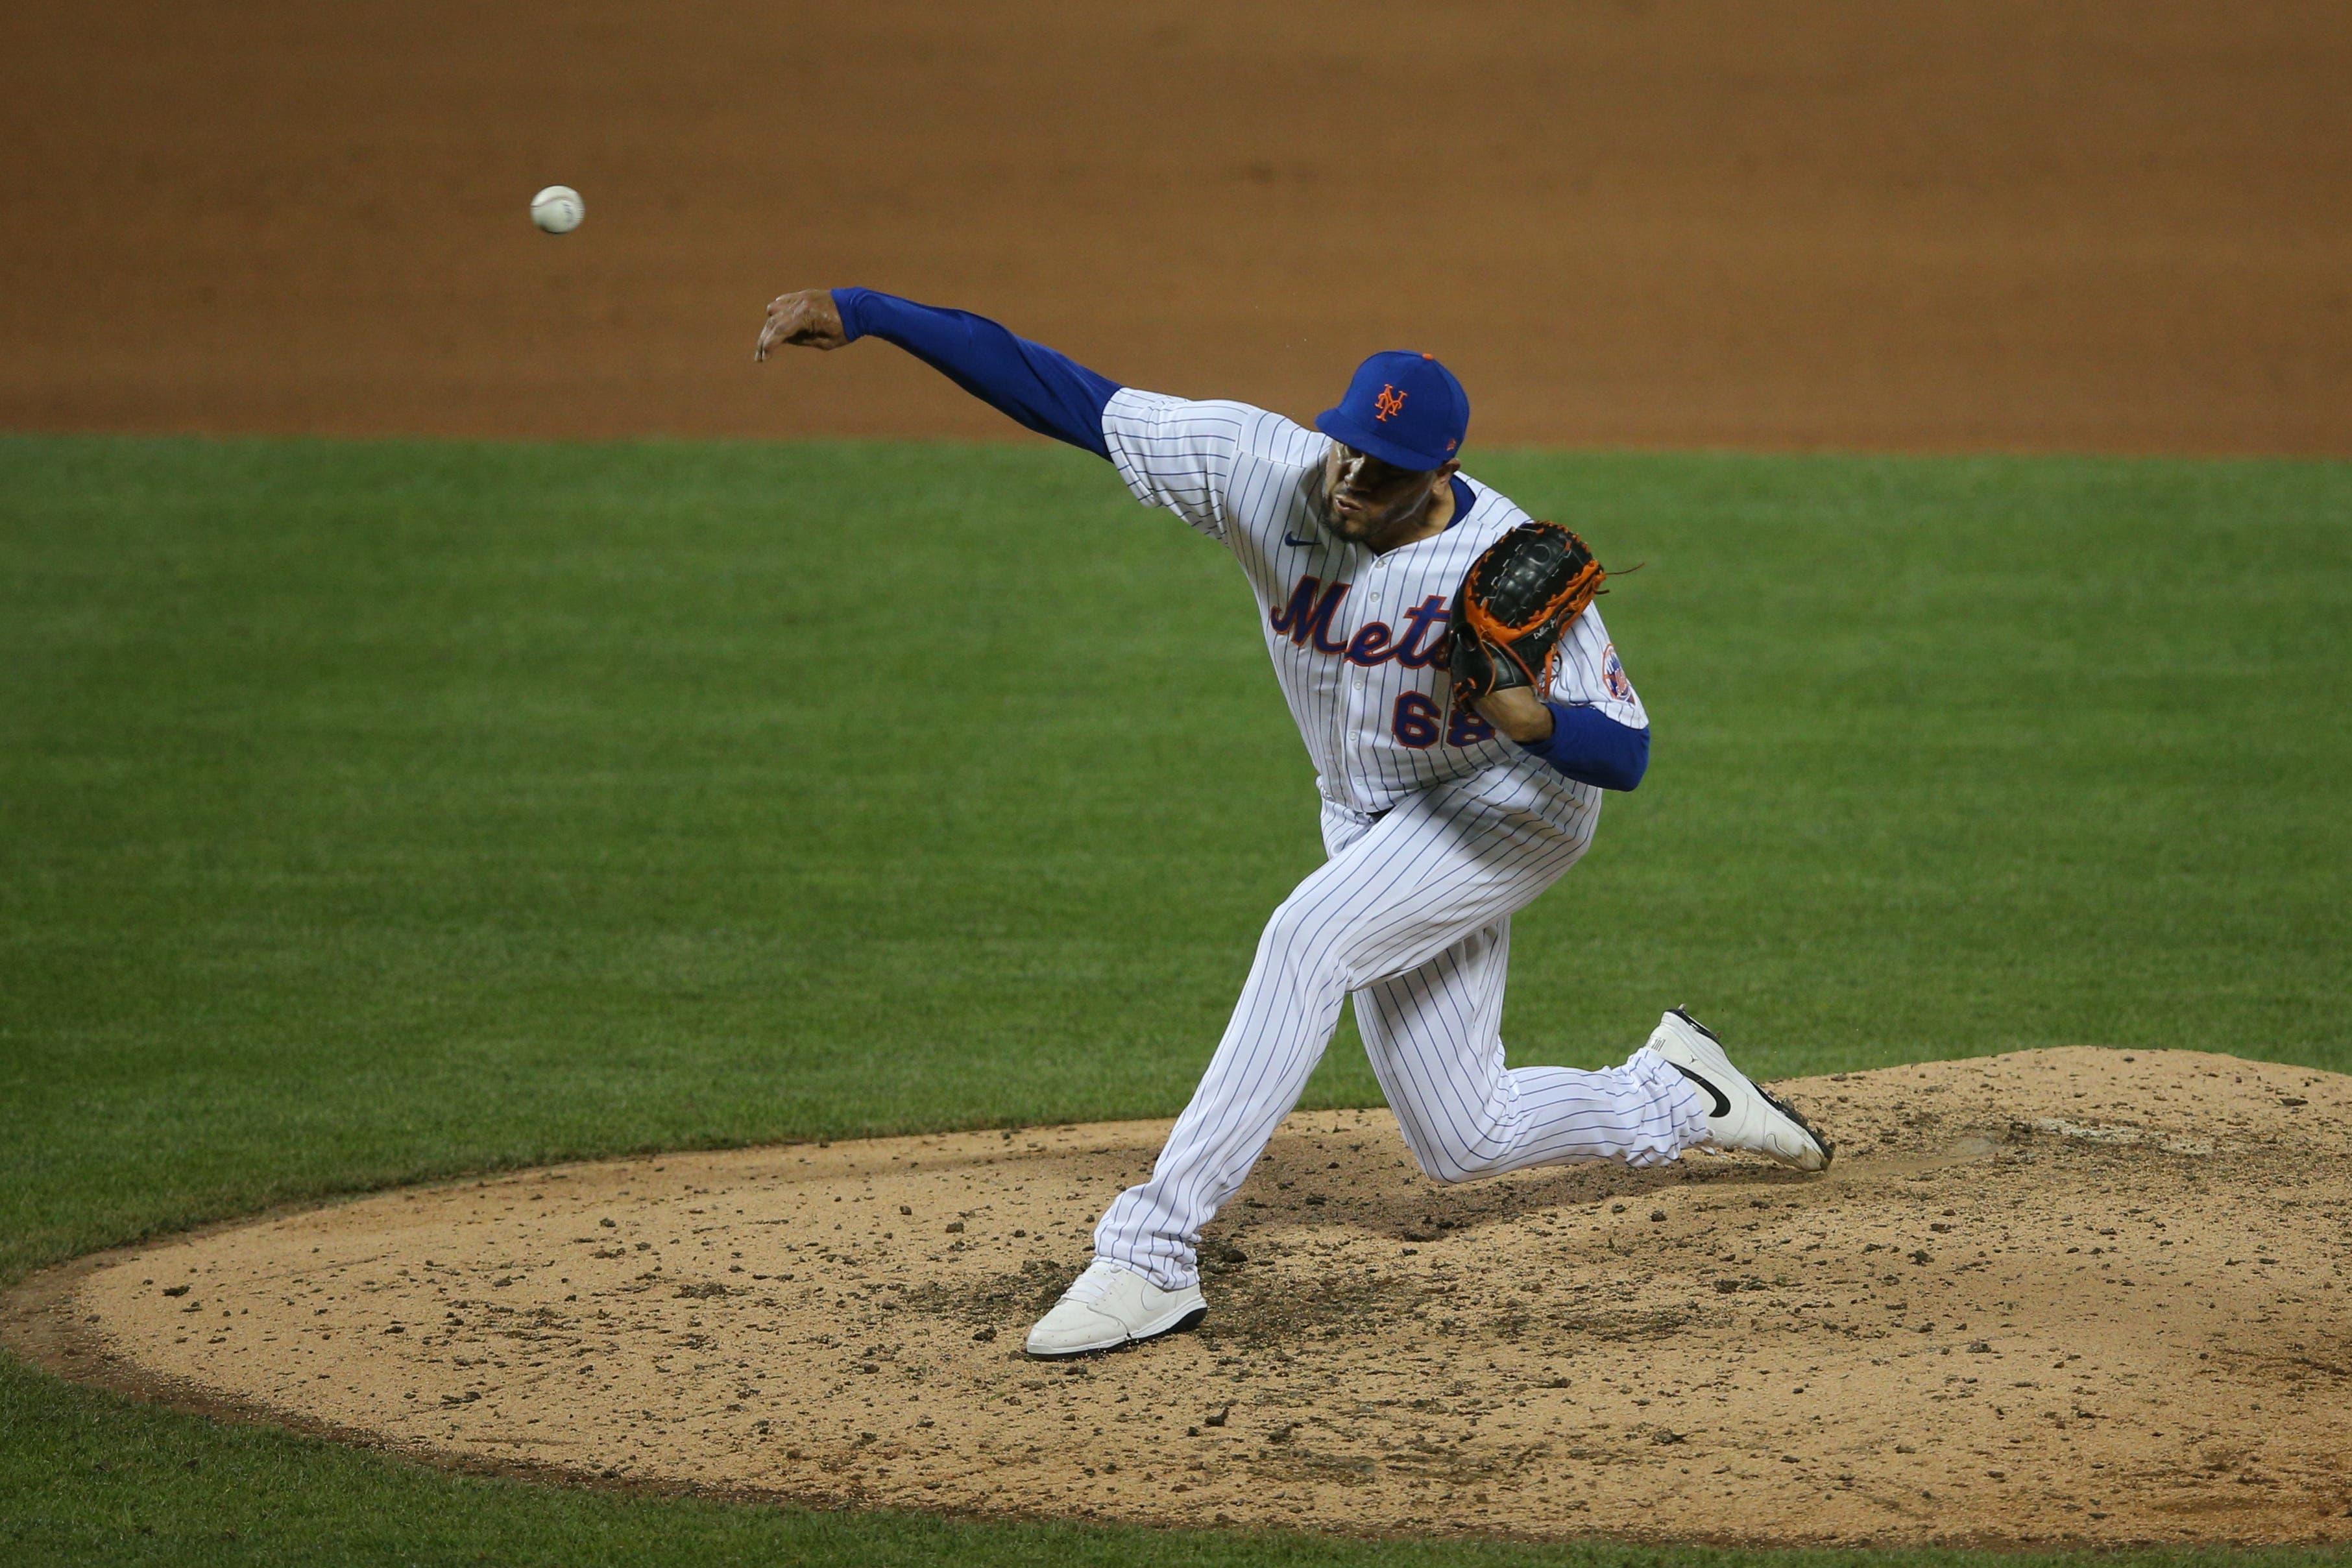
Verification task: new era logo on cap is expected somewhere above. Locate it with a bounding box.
[1317,350,1470,471]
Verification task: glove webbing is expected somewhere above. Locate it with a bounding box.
[1459,527,1607,690]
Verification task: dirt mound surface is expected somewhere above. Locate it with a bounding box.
[5,2,2349,452]
[12,1048,2351,1546]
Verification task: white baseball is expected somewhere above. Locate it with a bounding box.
[530,185,584,235]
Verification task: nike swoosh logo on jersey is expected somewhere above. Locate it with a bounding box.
[1282,531,1320,548]
[1669,1062,1734,1119]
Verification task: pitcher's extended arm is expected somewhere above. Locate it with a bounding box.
[756,288,1119,459]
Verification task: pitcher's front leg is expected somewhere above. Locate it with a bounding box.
[1089,874,1366,1292]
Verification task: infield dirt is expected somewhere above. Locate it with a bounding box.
[12,1047,2349,1547]
[5,1,2350,452]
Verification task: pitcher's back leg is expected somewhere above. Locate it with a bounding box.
[1355,919,1708,1180]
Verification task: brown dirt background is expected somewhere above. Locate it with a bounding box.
[3,1,2349,452]
[13,1048,2350,1547]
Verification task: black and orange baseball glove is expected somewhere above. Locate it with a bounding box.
[1448,522,1608,709]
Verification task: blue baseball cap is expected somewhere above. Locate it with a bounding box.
[1315,350,1470,472]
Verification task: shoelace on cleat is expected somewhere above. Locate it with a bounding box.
[1061,1260,1125,1305]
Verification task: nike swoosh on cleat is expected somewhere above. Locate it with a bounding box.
[1668,1062,1733,1120]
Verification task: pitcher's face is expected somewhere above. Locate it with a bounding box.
[1324,444,1450,545]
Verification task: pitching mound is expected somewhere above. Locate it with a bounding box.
[11,1048,2350,1545]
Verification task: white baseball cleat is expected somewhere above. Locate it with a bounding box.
[1646,1007,1834,1171]
[1024,1258,1207,1358]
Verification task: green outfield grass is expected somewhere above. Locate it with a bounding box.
[2,434,2347,1565]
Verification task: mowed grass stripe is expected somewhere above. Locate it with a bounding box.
[1,435,2346,1567]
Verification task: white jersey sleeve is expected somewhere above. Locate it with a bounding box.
[1546,605,1649,730]
[1100,388,1325,545]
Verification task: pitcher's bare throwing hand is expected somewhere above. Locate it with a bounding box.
[754,289,849,359]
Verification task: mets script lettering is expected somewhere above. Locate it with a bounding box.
[1266,576,1494,747]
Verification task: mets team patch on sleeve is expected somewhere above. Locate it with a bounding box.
[1602,642,1634,703]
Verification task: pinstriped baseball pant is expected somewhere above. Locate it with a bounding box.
[1094,767,1712,1291]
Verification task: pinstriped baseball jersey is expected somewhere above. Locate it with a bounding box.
[1101,389,1646,826]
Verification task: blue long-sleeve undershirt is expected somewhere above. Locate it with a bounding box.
[1516,701,1650,791]
[832,288,1120,459]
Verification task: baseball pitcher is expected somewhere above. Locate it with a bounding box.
[756,289,1832,1357]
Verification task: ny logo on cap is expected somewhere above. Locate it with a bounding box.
[1373,383,1407,422]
